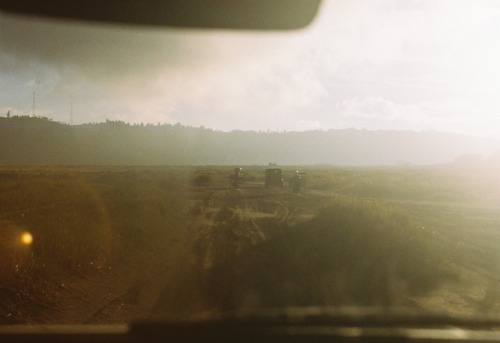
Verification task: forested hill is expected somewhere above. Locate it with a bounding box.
[0,116,497,166]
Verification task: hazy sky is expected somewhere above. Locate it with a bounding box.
[2,0,500,136]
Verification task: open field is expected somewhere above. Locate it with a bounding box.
[1,165,500,323]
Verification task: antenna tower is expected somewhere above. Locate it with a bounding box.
[32,91,35,117]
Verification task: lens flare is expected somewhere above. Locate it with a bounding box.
[20,232,33,245]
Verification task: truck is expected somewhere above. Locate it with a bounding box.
[230,167,244,188]
[265,168,284,188]
[289,170,307,193]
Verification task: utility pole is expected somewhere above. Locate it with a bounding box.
[70,101,73,125]
[32,91,35,117]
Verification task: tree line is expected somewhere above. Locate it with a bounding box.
[0,116,496,166]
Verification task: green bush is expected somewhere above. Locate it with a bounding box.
[202,198,456,309]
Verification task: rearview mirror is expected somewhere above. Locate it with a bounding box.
[0,0,322,30]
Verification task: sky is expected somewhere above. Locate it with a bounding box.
[2,0,500,136]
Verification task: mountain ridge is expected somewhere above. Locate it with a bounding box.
[0,116,497,166]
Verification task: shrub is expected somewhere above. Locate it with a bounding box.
[202,198,456,309]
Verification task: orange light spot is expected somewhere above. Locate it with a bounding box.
[20,232,33,245]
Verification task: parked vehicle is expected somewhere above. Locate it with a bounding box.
[265,168,283,188]
[289,170,303,193]
[230,167,244,188]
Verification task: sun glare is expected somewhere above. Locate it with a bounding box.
[20,232,33,245]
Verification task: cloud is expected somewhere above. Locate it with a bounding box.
[2,1,413,128]
[0,14,191,81]
[0,12,322,127]
[3,1,500,136]
[332,96,494,136]
[337,97,398,120]
[296,120,321,131]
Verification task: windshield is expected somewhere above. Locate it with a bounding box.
[2,0,500,325]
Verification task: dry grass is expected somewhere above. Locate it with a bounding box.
[2,165,500,322]
[0,167,189,323]
[201,198,457,310]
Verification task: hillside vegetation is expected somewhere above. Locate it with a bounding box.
[0,116,497,165]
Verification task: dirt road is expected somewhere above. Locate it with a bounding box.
[150,184,318,319]
[40,181,317,323]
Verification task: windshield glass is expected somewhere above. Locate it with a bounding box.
[2,0,500,325]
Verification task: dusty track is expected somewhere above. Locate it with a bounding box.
[47,182,318,323]
[60,183,500,321]
[150,184,318,318]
